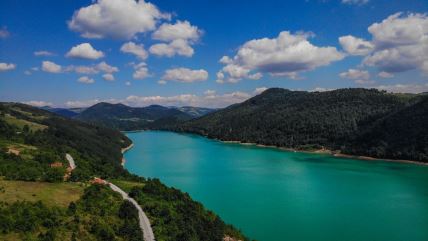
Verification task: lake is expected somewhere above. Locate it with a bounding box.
[124,131,428,241]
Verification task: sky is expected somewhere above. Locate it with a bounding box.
[0,0,428,108]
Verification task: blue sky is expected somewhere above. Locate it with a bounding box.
[1,0,427,108]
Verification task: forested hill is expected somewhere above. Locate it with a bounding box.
[75,102,193,130]
[166,88,428,162]
[0,102,133,180]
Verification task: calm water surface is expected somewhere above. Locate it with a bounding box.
[124,131,428,241]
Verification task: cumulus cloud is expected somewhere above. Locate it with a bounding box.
[66,43,104,60]
[23,101,53,107]
[149,39,194,57]
[216,31,344,83]
[96,61,118,73]
[161,68,208,83]
[132,62,150,79]
[0,27,10,39]
[149,21,202,57]
[339,68,370,80]
[152,20,202,42]
[340,12,428,76]
[339,35,374,55]
[342,0,369,5]
[34,51,55,57]
[375,83,428,93]
[78,76,95,84]
[68,0,170,39]
[42,61,62,73]
[0,63,16,72]
[65,62,119,75]
[102,73,115,81]
[120,42,148,60]
[340,68,374,85]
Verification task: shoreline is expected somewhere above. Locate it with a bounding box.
[121,143,134,166]
[121,129,428,167]
[218,140,428,166]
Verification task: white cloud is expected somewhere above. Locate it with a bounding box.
[341,12,428,76]
[339,68,370,79]
[152,20,202,42]
[149,20,202,58]
[23,101,53,107]
[0,63,16,72]
[254,87,268,94]
[120,42,148,60]
[161,68,208,83]
[96,61,118,73]
[42,61,62,73]
[149,39,194,57]
[125,81,131,86]
[68,0,170,39]
[0,27,10,39]
[102,73,115,81]
[378,71,394,78]
[216,31,344,83]
[77,76,95,84]
[342,0,369,5]
[339,35,373,55]
[132,62,150,79]
[375,83,428,93]
[66,43,104,60]
[34,51,55,57]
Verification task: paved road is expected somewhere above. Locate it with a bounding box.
[108,182,155,241]
[65,153,76,170]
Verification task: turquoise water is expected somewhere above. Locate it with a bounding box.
[124,131,428,241]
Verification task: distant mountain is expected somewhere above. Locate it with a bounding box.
[75,102,193,130]
[40,106,79,118]
[173,106,217,118]
[165,88,428,162]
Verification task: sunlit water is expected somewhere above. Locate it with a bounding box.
[124,131,428,241]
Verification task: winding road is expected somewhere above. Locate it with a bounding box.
[108,182,155,241]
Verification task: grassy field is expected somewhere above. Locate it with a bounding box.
[0,179,85,207]
[1,114,48,132]
[109,179,145,193]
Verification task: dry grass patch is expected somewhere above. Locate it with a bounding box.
[0,179,85,207]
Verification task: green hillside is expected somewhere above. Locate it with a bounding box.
[166,88,428,162]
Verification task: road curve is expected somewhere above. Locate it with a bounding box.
[108,182,155,241]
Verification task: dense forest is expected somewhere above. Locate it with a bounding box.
[0,102,248,241]
[162,88,428,163]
